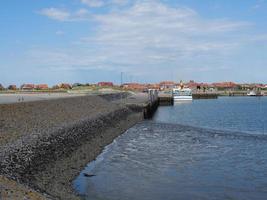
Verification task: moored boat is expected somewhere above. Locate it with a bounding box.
[247,90,263,96]
[172,88,193,101]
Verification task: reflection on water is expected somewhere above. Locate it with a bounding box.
[73,97,267,200]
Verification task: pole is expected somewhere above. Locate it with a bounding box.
[120,72,123,104]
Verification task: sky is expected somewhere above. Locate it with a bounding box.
[1,0,267,86]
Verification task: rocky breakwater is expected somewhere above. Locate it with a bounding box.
[0,94,144,199]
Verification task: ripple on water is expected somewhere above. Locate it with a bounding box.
[73,121,267,200]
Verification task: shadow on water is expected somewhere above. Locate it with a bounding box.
[73,97,267,200]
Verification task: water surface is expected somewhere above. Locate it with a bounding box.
[74,97,267,200]
[154,97,267,134]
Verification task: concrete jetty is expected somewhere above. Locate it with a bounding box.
[0,92,150,199]
[192,93,218,99]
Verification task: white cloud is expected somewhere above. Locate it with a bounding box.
[39,8,70,21]
[81,0,105,7]
[80,0,129,7]
[39,7,90,21]
[35,1,253,80]
[82,1,249,65]
[76,8,89,17]
[111,0,129,5]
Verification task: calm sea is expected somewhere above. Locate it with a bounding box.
[74,97,267,200]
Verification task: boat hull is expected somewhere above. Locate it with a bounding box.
[173,96,193,101]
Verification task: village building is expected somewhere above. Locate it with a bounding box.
[122,83,147,91]
[212,82,238,91]
[58,83,72,90]
[21,84,35,90]
[159,81,175,90]
[146,84,160,90]
[35,84,49,90]
[97,82,114,87]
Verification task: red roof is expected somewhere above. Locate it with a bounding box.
[58,83,72,89]
[21,84,35,89]
[35,84,49,89]
[159,81,175,86]
[98,82,114,86]
[212,82,237,88]
[123,83,147,90]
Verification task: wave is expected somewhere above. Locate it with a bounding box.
[142,121,267,141]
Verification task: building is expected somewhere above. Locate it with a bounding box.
[58,83,72,90]
[8,85,17,90]
[146,84,160,90]
[185,80,199,89]
[212,82,238,90]
[159,81,175,90]
[21,84,35,90]
[35,84,49,90]
[122,83,147,91]
[97,82,114,87]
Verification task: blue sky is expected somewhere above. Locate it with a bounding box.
[1,0,267,86]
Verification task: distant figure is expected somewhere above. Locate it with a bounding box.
[197,85,201,90]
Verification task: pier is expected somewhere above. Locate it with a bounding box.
[143,89,159,119]
[158,95,174,106]
[192,93,218,99]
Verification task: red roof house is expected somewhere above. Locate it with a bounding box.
[122,83,147,91]
[97,82,114,87]
[58,83,72,89]
[159,81,175,90]
[21,84,35,90]
[35,84,49,90]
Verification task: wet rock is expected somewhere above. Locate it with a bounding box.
[83,173,96,177]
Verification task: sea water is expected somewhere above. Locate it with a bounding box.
[74,97,267,200]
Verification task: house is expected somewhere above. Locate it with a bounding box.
[21,84,35,90]
[122,83,147,91]
[239,84,253,90]
[212,82,238,90]
[58,83,72,90]
[35,84,49,90]
[8,85,17,90]
[146,84,160,90]
[159,81,175,90]
[97,82,114,87]
[185,80,199,89]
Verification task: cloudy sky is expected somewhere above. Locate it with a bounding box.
[1,0,267,85]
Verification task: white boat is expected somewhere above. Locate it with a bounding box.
[247,90,263,96]
[172,88,193,101]
[247,90,257,96]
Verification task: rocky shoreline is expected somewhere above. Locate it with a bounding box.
[0,94,144,199]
